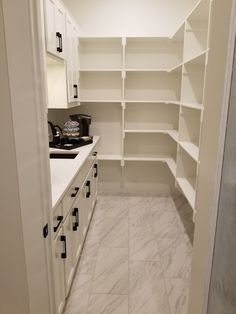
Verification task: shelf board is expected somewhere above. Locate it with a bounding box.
[181,102,204,110]
[166,158,177,177]
[168,63,183,73]
[79,68,122,72]
[183,49,208,66]
[79,99,122,103]
[176,177,196,209]
[125,100,180,104]
[124,129,179,142]
[179,141,199,162]
[98,154,122,161]
[124,154,170,162]
[125,68,169,73]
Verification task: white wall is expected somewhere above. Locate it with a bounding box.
[63,0,198,37]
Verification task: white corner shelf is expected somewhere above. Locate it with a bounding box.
[179,141,199,162]
[76,0,211,210]
[176,177,196,209]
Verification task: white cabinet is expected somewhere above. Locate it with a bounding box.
[62,212,75,296]
[53,228,65,314]
[44,0,66,59]
[52,147,98,314]
[71,191,83,264]
[66,14,79,103]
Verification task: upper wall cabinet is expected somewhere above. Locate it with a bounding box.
[44,0,66,59]
[66,14,79,103]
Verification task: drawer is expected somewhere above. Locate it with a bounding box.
[62,148,98,218]
[52,203,63,237]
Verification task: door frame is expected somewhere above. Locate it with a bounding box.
[188,0,236,313]
[1,0,55,313]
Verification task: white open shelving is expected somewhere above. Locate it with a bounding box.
[73,0,212,212]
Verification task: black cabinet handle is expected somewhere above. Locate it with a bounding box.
[71,187,79,198]
[56,32,62,53]
[93,151,97,156]
[54,215,63,232]
[61,235,67,259]
[94,164,98,178]
[86,180,91,198]
[72,208,79,231]
[73,84,78,99]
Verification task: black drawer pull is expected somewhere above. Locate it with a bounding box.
[56,32,62,52]
[92,151,97,156]
[86,180,91,198]
[54,215,63,232]
[61,235,67,259]
[73,84,78,99]
[94,164,98,178]
[72,208,79,231]
[71,187,79,198]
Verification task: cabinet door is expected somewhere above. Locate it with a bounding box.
[63,213,75,296]
[92,159,98,208]
[66,15,79,103]
[44,0,57,55]
[71,190,83,264]
[85,165,94,222]
[55,0,66,59]
[44,0,65,58]
[53,229,66,314]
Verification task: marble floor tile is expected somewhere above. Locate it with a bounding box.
[104,196,129,218]
[64,195,194,314]
[87,212,105,237]
[158,237,192,278]
[129,260,170,314]
[87,294,128,314]
[78,235,100,275]
[92,247,129,294]
[165,278,190,314]
[100,215,128,248]
[152,210,183,239]
[129,226,160,261]
[64,274,92,314]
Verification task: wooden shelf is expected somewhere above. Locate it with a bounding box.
[179,141,199,162]
[176,177,196,209]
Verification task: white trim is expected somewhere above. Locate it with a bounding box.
[203,1,236,313]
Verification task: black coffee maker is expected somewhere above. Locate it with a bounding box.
[70,114,92,137]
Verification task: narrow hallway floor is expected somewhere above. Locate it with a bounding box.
[64,195,194,314]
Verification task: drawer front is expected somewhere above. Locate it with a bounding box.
[62,147,98,218]
[53,203,63,238]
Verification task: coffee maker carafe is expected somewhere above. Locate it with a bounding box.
[70,114,92,137]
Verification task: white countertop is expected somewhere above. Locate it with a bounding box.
[50,136,100,210]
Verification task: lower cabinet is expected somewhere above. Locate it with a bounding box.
[52,152,98,314]
[54,228,66,314]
